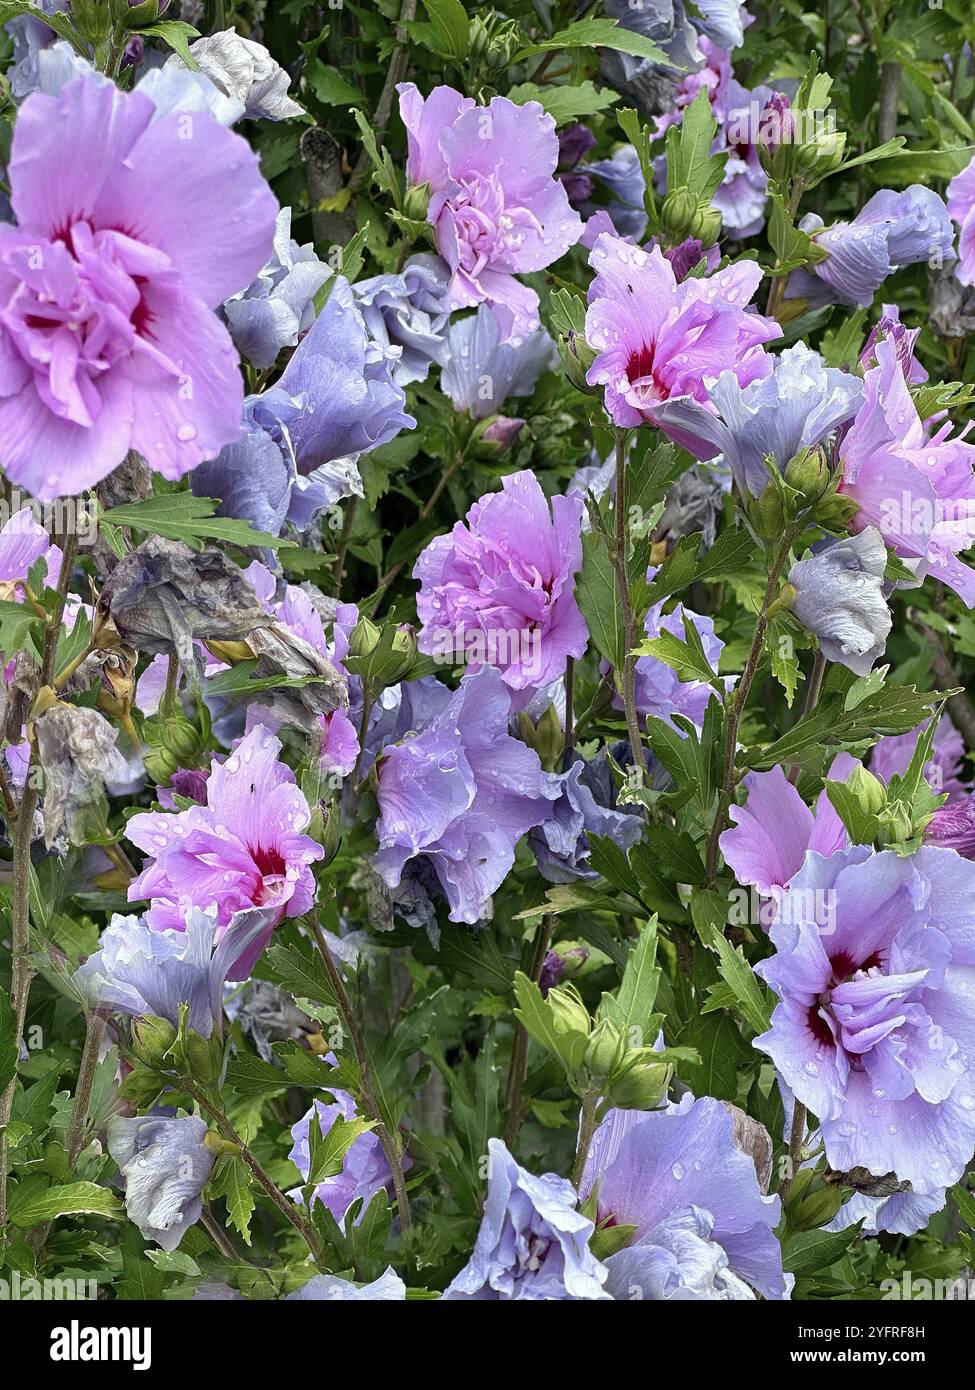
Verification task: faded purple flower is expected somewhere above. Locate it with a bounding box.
[440,305,557,419]
[223,207,330,370]
[789,528,893,677]
[529,750,643,884]
[109,1115,215,1252]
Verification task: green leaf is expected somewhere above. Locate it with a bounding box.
[0,598,39,660]
[598,920,661,1037]
[420,0,470,59]
[306,1114,376,1188]
[576,530,623,671]
[267,940,339,1013]
[137,20,200,68]
[212,1156,255,1245]
[100,493,292,552]
[819,308,868,370]
[515,17,671,66]
[666,88,726,204]
[705,934,773,1037]
[507,80,617,126]
[0,989,17,1097]
[225,1053,289,1099]
[303,60,363,106]
[642,525,756,607]
[9,1180,121,1226]
[768,188,829,274]
[636,615,716,683]
[783,1227,860,1275]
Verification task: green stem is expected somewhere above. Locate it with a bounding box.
[704,528,798,887]
[612,431,647,776]
[0,524,79,1240]
[503,915,554,1149]
[185,1082,328,1266]
[571,1091,598,1190]
[308,916,413,1230]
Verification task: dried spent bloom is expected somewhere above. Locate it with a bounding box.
[174,28,303,121]
[34,702,131,848]
[788,528,893,677]
[108,1115,215,1252]
[100,537,272,668]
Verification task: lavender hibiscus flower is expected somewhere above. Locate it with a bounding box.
[788,186,955,309]
[948,155,975,287]
[193,275,413,536]
[584,232,778,437]
[414,470,588,697]
[125,725,324,978]
[397,84,583,341]
[755,846,975,1198]
[653,343,863,495]
[373,667,557,927]
[442,1138,609,1300]
[0,72,277,500]
[580,1097,791,1300]
[288,1058,404,1223]
[838,336,975,605]
[76,906,278,1037]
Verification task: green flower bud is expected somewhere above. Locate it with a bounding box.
[130,1015,177,1070]
[783,446,829,504]
[181,1028,224,1086]
[516,702,563,772]
[584,1019,623,1082]
[794,124,846,178]
[688,205,722,248]
[403,181,431,224]
[72,0,112,44]
[344,618,418,688]
[606,1059,671,1110]
[785,1169,846,1231]
[846,764,887,818]
[547,984,591,1038]
[660,188,697,241]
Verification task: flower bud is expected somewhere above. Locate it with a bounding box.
[344,617,418,688]
[660,188,697,242]
[547,984,591,1038]
[181,1027,224,1086]
[516,701,563,772]
[403,181,431,223]
[606,1058,670,1110]
[784,1167,846,1230]
[783,445,829,504]
[584,1018,623,1082]
[688,204,722,248]
[845,764,887,818]
[131,1014,177,1070]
